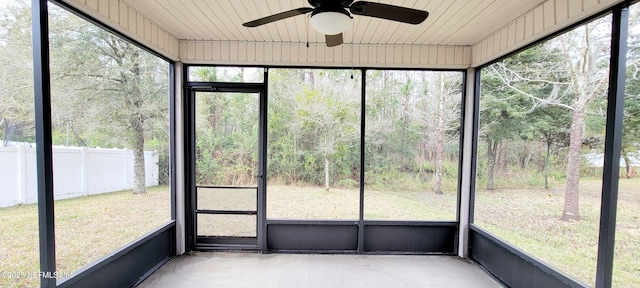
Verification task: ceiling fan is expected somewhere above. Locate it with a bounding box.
[243,0,429,47]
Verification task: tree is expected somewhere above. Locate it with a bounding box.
[0,2,169,193]
[266,69,304,184]
[48,8,169,194]
[295,70,360,190]
[531,105,571,188]
[431,73,461,194]
[363,70,462,194]
[484,18,611,219]
[621,10,640,178]
[408,72,461,194]
[365,70,403,177]
[0,1,35,145]
[190,67,262,186]
[623,79,640,178]
[479,48,555,190]
[556,19,611,220]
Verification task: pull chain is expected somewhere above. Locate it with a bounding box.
[351,18,355,79]
[306,13,310,48]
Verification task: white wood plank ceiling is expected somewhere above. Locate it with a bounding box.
[65,0,623,66]
[122,0,546,46]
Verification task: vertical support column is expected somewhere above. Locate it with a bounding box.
[173,62,185,255]
[32,0,56,287]
[185,83,196,252]
[258,68,268,252]
[358,69,366,253]
[458,68,476,258]
[595,5,628,288]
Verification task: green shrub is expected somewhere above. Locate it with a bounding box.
[442,161,459,177]
[335,178,358,188]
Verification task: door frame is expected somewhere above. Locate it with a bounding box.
[185,81,267,252]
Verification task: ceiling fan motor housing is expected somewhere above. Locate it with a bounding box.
[308,0,354,8]
[310,6,351,18]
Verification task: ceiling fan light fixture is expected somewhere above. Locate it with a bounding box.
[243,1,429,47]
[310,11,351,35]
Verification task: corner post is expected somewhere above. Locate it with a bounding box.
[595,5,628,288]
[32,0,56,286]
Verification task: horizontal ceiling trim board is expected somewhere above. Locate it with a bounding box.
[179,41,471,68]
[471,0,623,67]
[61,0,180,60]
[178,59,470,70]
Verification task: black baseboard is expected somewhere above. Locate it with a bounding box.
[58,222,175,288]
[470,225,588,288]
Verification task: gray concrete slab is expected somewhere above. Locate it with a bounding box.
[138,252,503,288]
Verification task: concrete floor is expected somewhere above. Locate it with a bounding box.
[138,252,503,288]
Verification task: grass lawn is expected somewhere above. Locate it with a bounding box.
[474,178,640,287]
[0,186,170,288]
[2,180,639,287]
[266,185,457,220]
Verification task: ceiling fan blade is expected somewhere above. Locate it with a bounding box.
[325,33,343,47]
[349,1,428,24]
[243,7,313,27]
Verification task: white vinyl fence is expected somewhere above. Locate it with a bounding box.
[0,145,159,208]
[584,153,640,167]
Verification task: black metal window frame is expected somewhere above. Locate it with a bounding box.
[183,66,467,254]
[468,3,632,288]
[32,1,178,287]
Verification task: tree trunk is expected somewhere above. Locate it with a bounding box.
[537,141,546,173]
[558,24,606,221]
[129,49,146,194]
[401,107,408,170]
[521,140,531,169]
[132,117,146,194]
[1,118,9,147]
[486,139,498,190]
[623,152,633,178]
[434,75,445,195]
[544,141,551,189]
[324,156,330,191]
[423,136,431,161]
[433,136,444,194]
[497,140,508,174]
[562,107,584,220]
